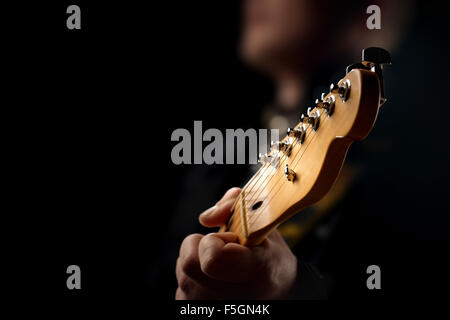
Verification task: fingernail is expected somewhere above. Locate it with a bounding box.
[200,205,217,218]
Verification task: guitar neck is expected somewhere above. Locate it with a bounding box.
[219,48,390,246]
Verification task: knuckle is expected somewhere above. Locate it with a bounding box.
[175,288,182,299]
[180,233,202,256]
[182,233,201,247]
[175,287,187,300]
[186,233,203,242]
[181,254,198,276]
[177,273,193,295]
[201,247,222,276]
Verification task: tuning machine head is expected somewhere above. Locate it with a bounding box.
[330,80,350,102]
[271,140,292,156]
[346,47,391,106]
[258,153,271,164]
[362,47,392,67]
[259,152,280,168]
[301,109,320,131]
[315,95,335,116]
[287,125,306,143]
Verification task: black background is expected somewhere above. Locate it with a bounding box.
[6,0,450,315]
[9,0,269,303]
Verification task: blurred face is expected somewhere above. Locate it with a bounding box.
[240,0,324,73]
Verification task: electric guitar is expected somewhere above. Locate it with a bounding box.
[220,47,391,246]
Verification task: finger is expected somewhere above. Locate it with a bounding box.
[198,233,256,283]
[216,187,241,206]
[178,234,204,286]
[198,188,241,228]
[178,234,230,286]
[176,259,195,297]
[199,198,236,228]
[178,233,220,288]
[176,259,205,299]
[175,287,187,300]
[210,232,239,243]
[177,236,244,297]
[176,257,224,300]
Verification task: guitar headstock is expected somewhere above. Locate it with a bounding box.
[222,48,391,246]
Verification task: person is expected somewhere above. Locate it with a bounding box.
[174,0,417,299]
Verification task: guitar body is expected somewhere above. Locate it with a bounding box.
[224,68,382,246]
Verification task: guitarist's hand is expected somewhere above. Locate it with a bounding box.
[175,187,298,299]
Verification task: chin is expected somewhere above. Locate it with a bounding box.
[240,41,289,76]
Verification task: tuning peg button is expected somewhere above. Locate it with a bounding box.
[362,47,392,66]
[362,47,391,106]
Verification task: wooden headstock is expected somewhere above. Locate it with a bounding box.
[221,48,391,246]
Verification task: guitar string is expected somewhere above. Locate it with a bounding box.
[228,104,326,231]
[225,163,268,229]
[226,149,285,230]
[242,120,308,213]
[247,108,330,227]
[226,130,299,229]
[246,108,324,213]
[247,104,333,227]
[243,122,308,207]
[252,84,367,228]
[242,132,301,217]
[228,94,337,232]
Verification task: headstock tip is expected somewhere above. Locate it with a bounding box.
[362,47,392,66]
[346,47,392,107]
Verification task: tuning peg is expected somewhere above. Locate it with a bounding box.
[271,140,292,156]
[346,47,391,74]
[266,146,281,168]
[284,164,296,182]
[330,80,350,102]
[258,153,271,164]
[301,109,320,131]
[362,47,391,106]
[259,152,280,168]
[287,125,306,143]
[316,95,335,116]
[286,127,298,138]
[347,48,391,106]
[362,47,392,67]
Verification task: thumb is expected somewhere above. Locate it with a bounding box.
[199,198,237,228]
[199,188,241,228]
